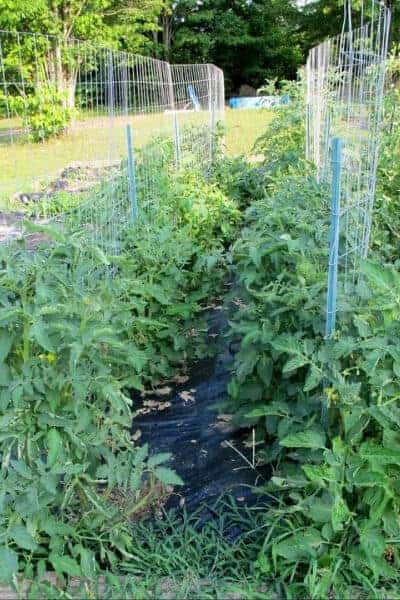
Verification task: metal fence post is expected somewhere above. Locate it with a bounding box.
[126,124,138,221]
[166,62,180,169]
[326,137,342,339]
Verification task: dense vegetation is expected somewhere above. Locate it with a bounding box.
[1,0,397,96]
[218,62,400,596]
[0,162,242,593]
[1,45,400,598]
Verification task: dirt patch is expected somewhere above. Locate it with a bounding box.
[13,160,121,205]
[0,211,51,248]
[1,160,122,248]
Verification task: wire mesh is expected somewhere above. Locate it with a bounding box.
[306,0,391,290]
[0,30,224,252]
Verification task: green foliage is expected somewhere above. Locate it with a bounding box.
[0,159,240,584]
[228,171,400,594]
[254,79,306,175]
[223,180,400,598]
[156,0,304,94]
[373,46,400,261]
[298,0,400,58]
[167,170,242,246]
[222,89,400,595]
[20,86,72,141]
[0,0,164,52]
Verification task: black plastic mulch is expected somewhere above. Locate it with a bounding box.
[132,308,268,524]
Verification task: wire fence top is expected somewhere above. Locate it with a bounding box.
[306,0,391,291]
[0,29,225,253]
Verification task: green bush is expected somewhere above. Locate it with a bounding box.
[253,79,305,176]
[8,86,72,142]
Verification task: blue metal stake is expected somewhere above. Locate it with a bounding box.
[126,124,138,221]
[326,137,342,339]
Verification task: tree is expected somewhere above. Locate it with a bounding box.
[151,1,197,60]
[153,0,304,95]
[0,0,164,108]
[298,0,398,56]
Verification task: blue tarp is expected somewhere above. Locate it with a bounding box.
[228,95,290,109]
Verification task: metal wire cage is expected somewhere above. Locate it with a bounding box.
[0,31,225,252]
[306,0,391,291]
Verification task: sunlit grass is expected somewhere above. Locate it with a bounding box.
[0,108,272,207]
[224,107,273,156]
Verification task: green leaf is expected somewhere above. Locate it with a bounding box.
[49,553,82,577]
[148,453,172,468]
[302,464,332,484]
[246,401,289,419]
[0,331,14,363]
[360,261,397,293]
[30,320,55,353]
[146,284,170,305]
[359,442,400,465]
[331,496,351,532]
[256,356,273,386]
[42,519,75,537]
[11,460,32,479]
[9,524,38,551]
[282,355,308,374]
[236,348,259,380]
[40,473,59,496]
[0,547,18,582]
[0,308,23,323]
[303,365,323,392]
[81,487,109,515]
[133,443,148,466]
[76,546,97,580]
[47,429,63,467]
[306,494,333,524]
[359,527,385,557]
[154,467,184,486]
[91,245,110,266]
[274,529,323,561]
[271,336,302,355]
[0,364,11,386]
[14,489,40,518]
[352,469,389,489]
[331,337,356,359]
[280,429,326,449]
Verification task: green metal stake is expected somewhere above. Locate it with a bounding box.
[326,137,342,339]
[126,124,138,221]
[322,136,342,428]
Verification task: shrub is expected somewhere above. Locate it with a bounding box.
[8,85,73,142]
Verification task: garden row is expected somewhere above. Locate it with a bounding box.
[0,158,241,592]
[1,69,400,597]
[222,73,400,597]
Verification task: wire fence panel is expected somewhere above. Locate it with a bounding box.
[306,0,391,292]
[0,30,224,252]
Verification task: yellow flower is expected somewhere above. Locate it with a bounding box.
[39,353,57,363]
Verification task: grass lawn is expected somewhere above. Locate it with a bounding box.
[224,107,272,156]
[0,107,272,207]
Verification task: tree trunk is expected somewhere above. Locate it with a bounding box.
[54,41,77,111]
[162,12,172,60]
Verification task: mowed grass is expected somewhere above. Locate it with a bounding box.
[224,107,272,156]
[0,108,272,207]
